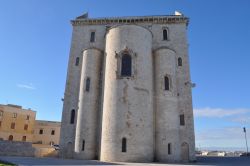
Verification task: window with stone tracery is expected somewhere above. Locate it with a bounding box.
[121,54,132,77]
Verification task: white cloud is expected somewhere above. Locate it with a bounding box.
[194,108,250,118]
[17,83,36,90]
[195,127,250,148]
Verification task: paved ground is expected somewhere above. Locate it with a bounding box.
[1,156,250,166]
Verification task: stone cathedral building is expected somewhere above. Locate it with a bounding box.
[59,12,196,163]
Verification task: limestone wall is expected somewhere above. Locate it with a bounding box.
[74,48,102,159]
[101,25,154,162]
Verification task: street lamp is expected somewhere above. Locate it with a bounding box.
[243,127,249,155]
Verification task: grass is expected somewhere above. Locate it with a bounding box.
[0,160,15,166]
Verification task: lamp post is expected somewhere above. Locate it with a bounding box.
[243,127,249,154]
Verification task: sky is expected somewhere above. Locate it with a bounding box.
[0,0,250,150]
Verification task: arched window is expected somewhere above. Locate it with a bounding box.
[178,57,182,66]
[121,54,132,77]
[90,32,95,42]
[164,76,170,91]
[85,77,90,92]
[122,137,127,152]
[8,135,13,141]
[70,109,75,124]
[168,143,172,155]
[163,29,168,40]
[82,139,85,151]
[75,57,80,66]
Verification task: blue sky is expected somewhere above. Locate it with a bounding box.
[0,0,250,150]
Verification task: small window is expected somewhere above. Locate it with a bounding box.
[0,111,3,116]
[122,137,127,152]
[82,140,85,151]
[0,121,2,128]
[26,115,30,120]
[22,136,26,142]
[11,123,15,129]
[39,129,43,135]
[70,109,75,124]
[164,76,170,91]
[168,143,172,155]
[163,29,168,40]
[85,77,90,92]
[24,124,28,130]
[8,135,13,141]
[90,32,95,42]
[51,130,55,135]
[180,114,185,126]
[178,57,182,66]
[75,57,80,66]
[121,54,132,77]
[13,113,17,118]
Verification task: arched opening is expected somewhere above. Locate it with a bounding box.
[121,54,132,77]
[67,142,73,158]
[8,135,13,141]
[181,142,189,161]
[70,109,75,124]
[178,57,182,66]
[164,76,170,91]
[22,136,26,142]
[163,29,168,40]
[122,137,127,152]
[75,57,80,66]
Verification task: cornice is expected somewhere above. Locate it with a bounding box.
[71,15,189,27]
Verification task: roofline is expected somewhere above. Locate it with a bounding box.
[71,15,189,27]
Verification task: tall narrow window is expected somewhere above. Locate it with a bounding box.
[122,137,127,152]
[90,32,95,42]
[24,124,28,130]
[163,29,168,40]
[8,135,13,141]
[13,113,17,118]
[51,130,55,135]
[164,76,170,91]
[75,57,80,66]
[26,115,30,120]
[11,123,15,129]
[178,57,182,66]
[85,77,90,92]
[22,136,26,142]
[180,114,185,126]
[70,109,75,124]
[0,111,3,117]
[82,140,85,151]
[0,121,1,128]
[121,54,132,77]
[168,143,172,155]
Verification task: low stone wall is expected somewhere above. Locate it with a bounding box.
[0,140,35,157]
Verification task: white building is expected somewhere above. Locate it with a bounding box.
[59,12,196,163]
